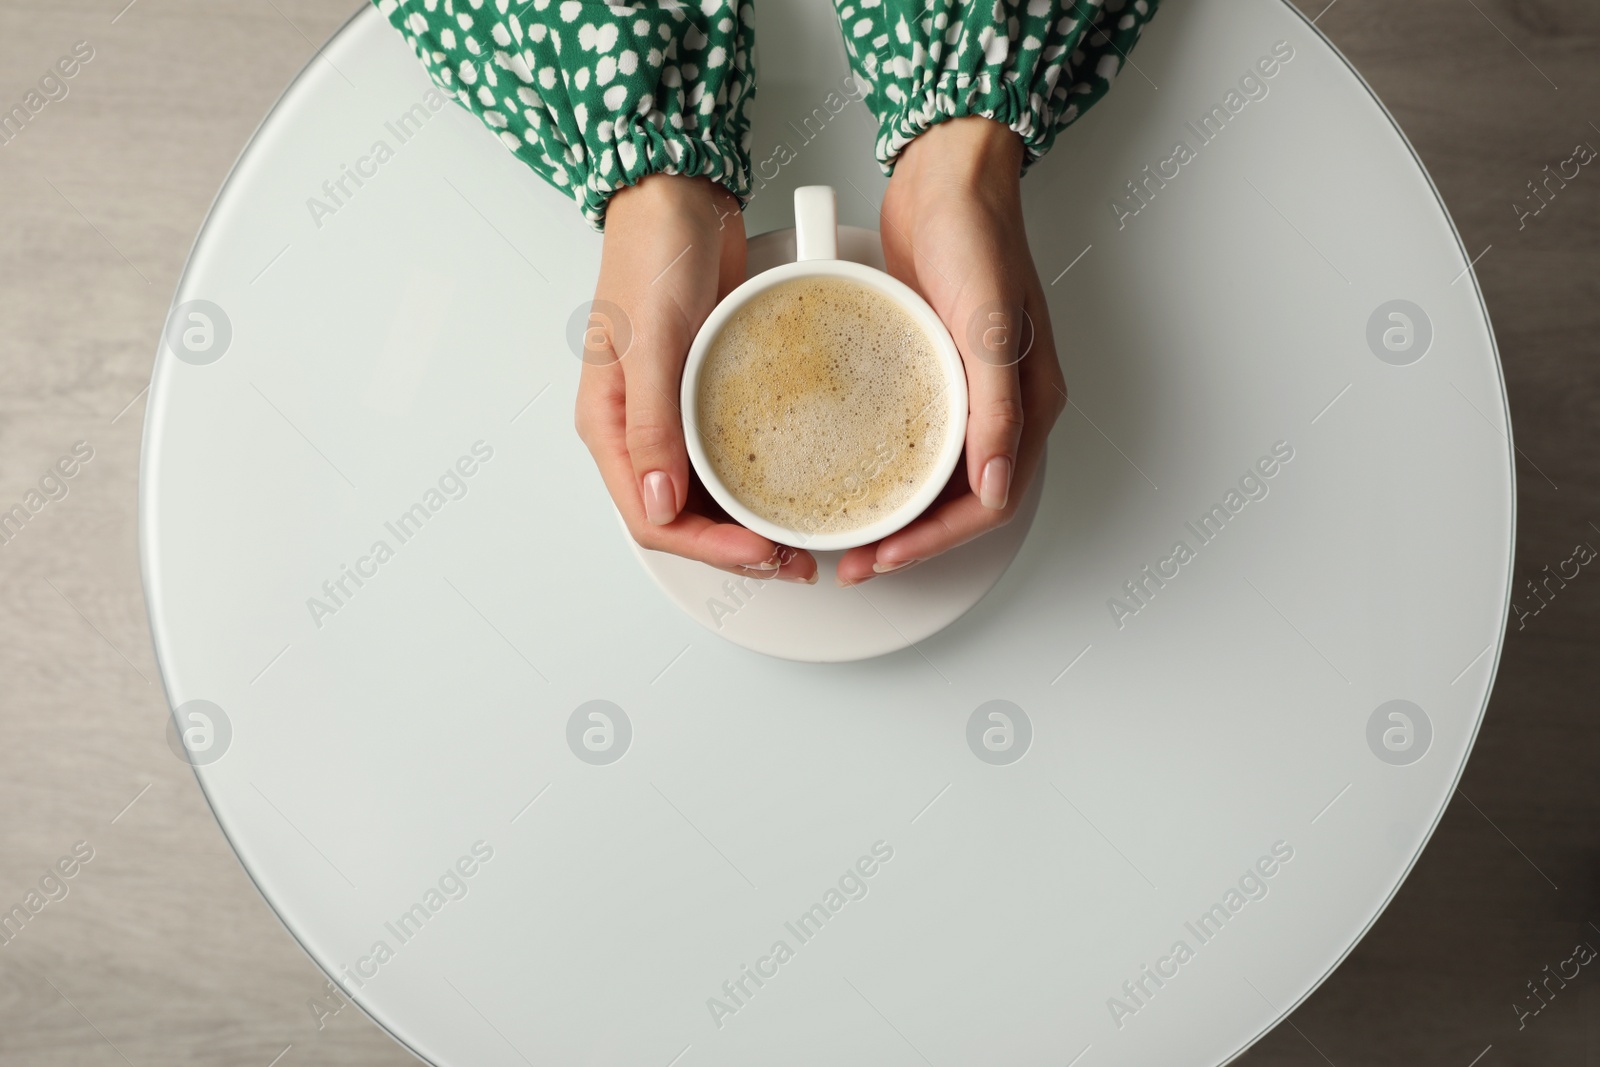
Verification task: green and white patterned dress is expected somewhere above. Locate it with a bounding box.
[373,0,1162,228]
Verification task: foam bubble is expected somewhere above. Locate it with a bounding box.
[697,276,950,534]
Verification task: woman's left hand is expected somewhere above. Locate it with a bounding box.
[836,117,1067,586]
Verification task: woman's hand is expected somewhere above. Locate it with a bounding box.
[575,175,818,584]
[836,117,1067,586]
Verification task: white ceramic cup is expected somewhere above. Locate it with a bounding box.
[680,186,968,552]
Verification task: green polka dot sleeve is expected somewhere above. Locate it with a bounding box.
[373,0,756,229]
[833,0,1162,173]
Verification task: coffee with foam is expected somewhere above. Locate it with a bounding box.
[696,276,949,535]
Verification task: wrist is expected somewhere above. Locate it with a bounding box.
[608,173,739,234]
[892,117,1024,194]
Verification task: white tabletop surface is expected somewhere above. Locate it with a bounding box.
[141,1,1515,1064]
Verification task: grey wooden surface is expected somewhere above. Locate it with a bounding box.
[0,1,1594,1064]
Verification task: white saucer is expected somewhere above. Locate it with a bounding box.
[625,224,1043,663]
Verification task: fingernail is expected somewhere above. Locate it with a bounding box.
[781,572,818,585]
[642,471,676,526]
[747,557,781,571]
[872,559,919,574]
[836,574,867,588]
[980,456,1012,511]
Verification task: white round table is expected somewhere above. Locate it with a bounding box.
[141,1,1515,1064]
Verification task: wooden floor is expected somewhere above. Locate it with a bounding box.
[0,1,1594,1064]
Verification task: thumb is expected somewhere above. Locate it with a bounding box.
[624,306,695,526]
[959,296,1028,511]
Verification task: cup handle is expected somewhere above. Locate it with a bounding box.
[794,186,838,262]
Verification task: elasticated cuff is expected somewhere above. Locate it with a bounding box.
[577,97,755,229]
[376,0,756,231]
[835,0,1162,174]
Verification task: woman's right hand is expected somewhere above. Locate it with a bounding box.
[574,174,818,584]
